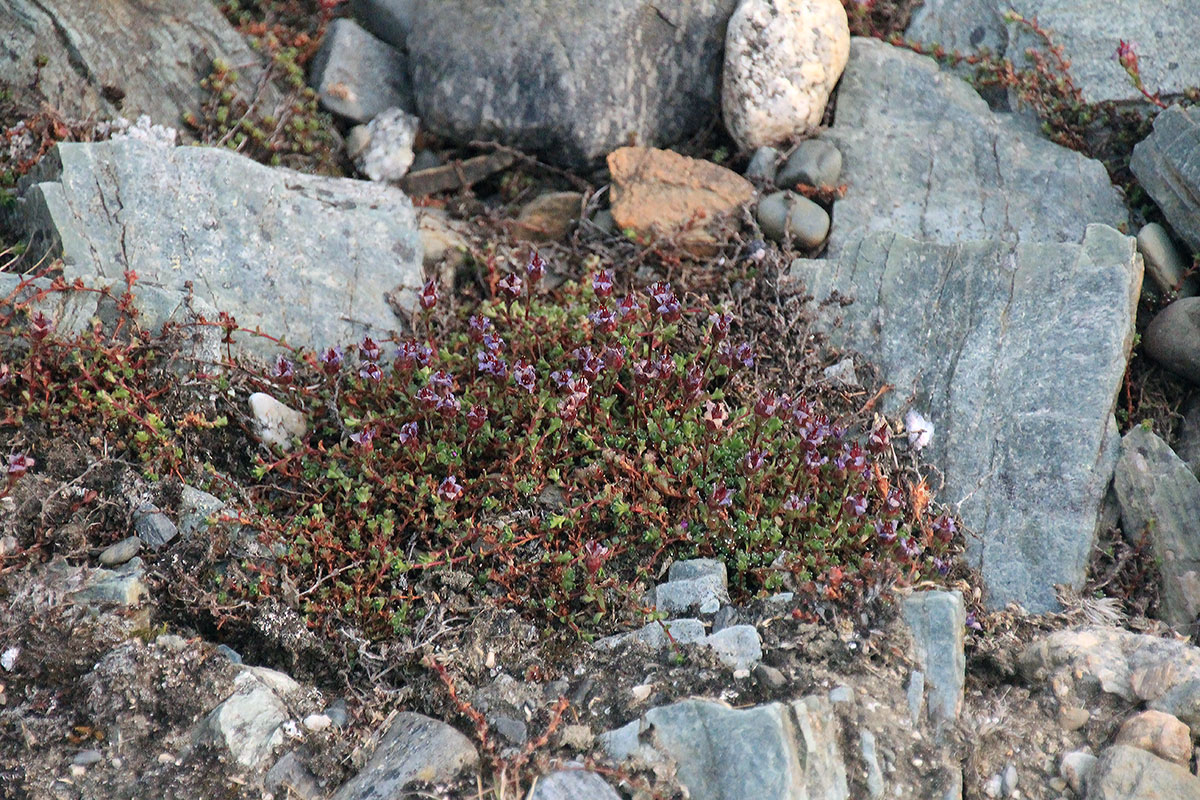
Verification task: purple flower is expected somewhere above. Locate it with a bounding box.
[566,375,591,403]
[513,361,536,393]
[803,449,828,470]
[7,453,34,478]
[702,400,729,432]
[418,278,439,311]
[437,475,464,502]
[349,426,376,450]
[843,494,868,517]
[358,336,381,362]
[271,355,294,384]
[416,385,440,410]
[429,370,454,391]
[358,362,383,382]
[436,392,461,418]
[476,350,509,381]
[580,354,604,382]
[875,519,899,544]
[754,391,782,419]
[782,494,807,512]
[592,270,614,297]
[526,249,545,284]
[933,557,951,576]
[681,364,704,397]
[468,314,493,341]
[550,369,574,389]
[498,272,523,299]
[932,514,958,543]
[29,311,53,342]
[466,405,488,432]
[631,358,658,387]
[601,345,626,371]
[583,540,610,576]
[884,489,904,514]
[708,311,733,340]
[481,332,505,352]
[899,537,923,561]
[617,294,642,320]
[398,421,419,447]
[589,306,617,333]
[319,346,344,375]
[868,422,890,453]
[743,449,766,473]
[395,340,432,371]
[735,342,755,368]
[966,613,983,631]
[648,281,674,305]
[708,482,733,510]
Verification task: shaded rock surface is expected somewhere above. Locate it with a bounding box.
[191,666,300,770]
[14,140,423,358]
[1113,426,1200,628]
[1085,744,1200,800]
[309,18,413,123]
[1144,297,1200,386]
[901,591,966,724]
[528,769,622,800]
[330,712,479,800]
[402,0,738,167]
[791,226,1140,611]
[1131,104,1200,255]
[824,38,1126,257]
[0,0,276,130]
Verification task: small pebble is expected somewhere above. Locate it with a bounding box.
[325,698,349,728]
[69,764,86,777]
[215,644,243,665]
[630,684,653,703]
[1002,763,1018,797]
[303,713,332,732]
[829,685,854,704]
[777,139,843,189]
[0,535,17,556]
[983,772,1003,798]
[410,149,443,173]
[249,393,307,451]
[753,663,787,690]
[1057,706,1089,731]
[99,536,142,566]
[73,749,102,766]
[756,190,830,248]
[744,145,780,183]
[1059,751,1097,796]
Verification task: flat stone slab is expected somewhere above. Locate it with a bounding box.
[330,712,479,800]
[791,225,1141,611]
[824,38,1126,257]
[1131,104,1200,255]
[14,140,423,358]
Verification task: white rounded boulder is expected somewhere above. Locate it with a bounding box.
[722,0,850,150]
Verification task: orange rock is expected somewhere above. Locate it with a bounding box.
[1113,709,1192,766]
[607,147,755,256]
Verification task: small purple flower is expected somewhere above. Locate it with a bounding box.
[429,370,454,391]
[583,540,610,576]
[566,375,591,403]
[782,493,807,512]
[526,249,545,284]
[436,392,461,418]
[29,311,53,342]
[513,361,536,393]
[803,449,828,470]
[468,315,493,342]
[932,514,958,543]
[708,311,733,340]
[437,475,464,502]
[868,422,890,454]
[359,362,383,382]
[754,391,782,419]
[349,426,376,450]
[481,332,505,352]
[966,613,982,631]
[681,364,704,397]
[476,351,509,380]
[648,281,674,305]
[791,397,812,427]
[601,345,626,371]
[271,355,294,384]
[932,557,951,576]
[398,421,419,447]
[617,294,642,320]
[558,397,581,422]
[580,354,604,382]
[418,278,439,311]
[884,489,904,514]
[743,449,766,473]
[592,270,614,297]
[702,400,729,432]
[875,519,899,544]
[319,346,344,375]
[589,306,617,333]
[358,336,381,362]
[498,272,523,299]
[899,536,923,561]
[631,358,658,387]
[466,404,488,432]
[708,482,733,510]
[550,369,574,389]
[394,340,431,371]
[416,385,440,410]
[735,342,755,368]
[7,453,34,478]
[843,493,868,517]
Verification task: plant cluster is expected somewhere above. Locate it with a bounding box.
[218,252,956,639]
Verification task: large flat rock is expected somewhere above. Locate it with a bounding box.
[823,38,1126,257]
[13,139,423,357]
[401,0,738,167]
[0,0,274,130]
[791,225,1141,611]
[1130,104,1200,255]
[908,0,1200,106]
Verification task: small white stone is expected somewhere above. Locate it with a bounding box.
[282,720,302,739]
[631,684,653,702]
[0,647,17,671]
[356,107,420,182]
[157,752,176,764]
[303,713,332,732]
[69,764,86,777]
[248,393,307,451]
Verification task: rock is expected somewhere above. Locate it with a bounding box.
[1058,706,1090,731]
[756,191,830,248]
[906,671,925,724]
[1001,764,1018,797]
[330,712,479,800]
[859,729,885,799]
[908,1,1200,106]
[1060,750,1097,796]
[404,0,737,167]
[265,751,323,800]
[14,140,422,358]
[721,0,850,150]
[72,749,102,766]
[669,558,727,584]
[1178,395,1200,478]
[191,666,299,770]
[1113,426,1200,628]
[901,591,966,724]
[98,537,142,566]
[824,38,1126,258]
[1113,710,1192,766]
[705,625,763,672]
[1132,104,1200,255]
[608,147,755,255]
[309,18,413,123]
[355,107,421,182]
[556,725,594,751]
[303,713,332,732]
[528,769,622,800]
[1020,626,1200,706]
[983,773,1002,798]
[0,0,277,130]
[346,126,372,161]
[349,0,416,49]
[754,664,788,690]
[514,192,584,242]
[249,393,308,451]
[0,536,17,557]
[1138,223,1197,299]
[600,697,848,800]
[493,716,527,745]
[745,146,781,183]
[178,485,229,538]
[326,698,349,728]
[417,208,471,271]
[61,557,148,607]
[410,150,442,173]
[822,357,858,387]
[712,604,740,632]
[594,618,708,651]
[1085,745,1200,800]
[132,504,177,549]
[777,140,843,189]
[792,226,1140,612]
[1145,298,1200,386]
[828,685,853,704]
[647,575,730,616]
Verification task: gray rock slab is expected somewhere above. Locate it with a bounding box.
[704,625,763,672]
[1020,626,1200,705]
[1145,297,1200,386]
[133,504,177,549]
[647,574,730,615]
[403,0,738,167]
[791,225,1141,611]
[594,618,708,651]
[191,666,299,770]
[179,485,230,538]
[1113,426,1200,628]
[791,696,850,800]
[57,557,148,606]
[330,712,478,800]
[14,139,423,359]
[824,38,1126,258]
[0,0,277,131]
[349,0,417,50]
[1132,104,1200,255]
[668,558,728,585]
[529,769,622,800]
[1085,745,1200,800]
[901,591,966,724]
[310,18,413,123]
[908,1,1200,106]
[1178,394,1200,478]
[1137,223,1197,298]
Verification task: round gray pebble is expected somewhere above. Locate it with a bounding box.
[777,139,842,189]
[756,191,830,248]
[99,536,142,566]
[1145,297,1200,385]
[744,145,780,183]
